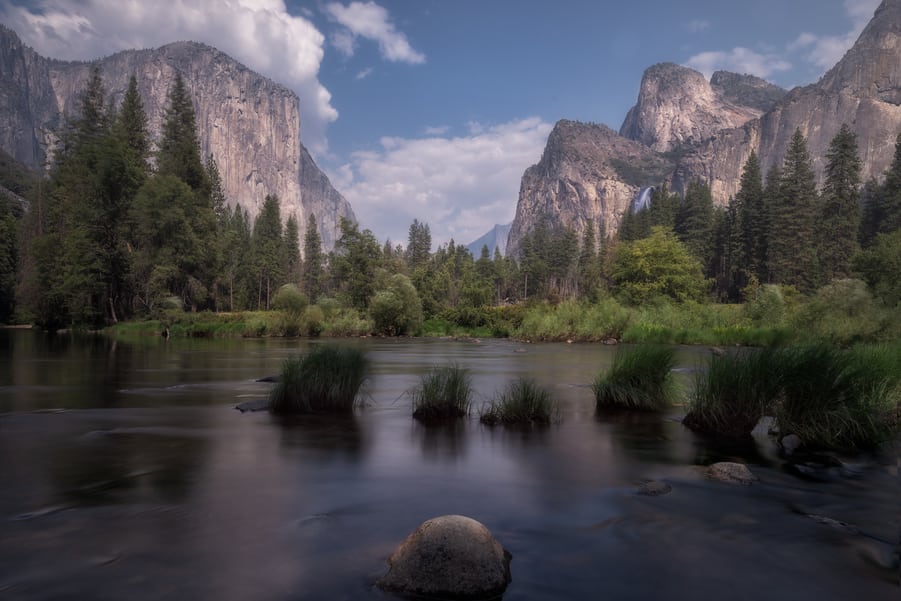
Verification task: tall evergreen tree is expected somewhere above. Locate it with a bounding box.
[114,75,150,176]
[157,73,208,194]
[735,151,766,283]
[859,178,884,248]
[251,194,284,309]
[302,214,324,301]
[0,200,16,322]
[283,214,301,283]
[768,129,818,292]
[675,179,715,271]
[207,154,227,225]
[818,124,861,281]
[406,219,432,270]
[878,132,901,235]
[331,218,381,310]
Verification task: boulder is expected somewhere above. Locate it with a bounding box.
[705,462,757,485]
[780,434,803,455]
[378,515,511,599]
[637,480,672,496]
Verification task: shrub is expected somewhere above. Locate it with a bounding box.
[370,274,423,336]
[272,284,309,314]
[480,378,559,426]
[302,305,325,337]
[269,345,369,414]
[683,348,782,437]
[593,345,678,411]
[409,364,473,421]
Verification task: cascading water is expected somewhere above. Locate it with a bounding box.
[630,187,653,214]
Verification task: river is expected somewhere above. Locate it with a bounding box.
[0,330,897,600]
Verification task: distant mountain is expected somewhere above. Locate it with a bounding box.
[467,223,511,257]
[508,0,901,256]
[0,26,354,250]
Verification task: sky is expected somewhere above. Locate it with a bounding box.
[0,0,883,248]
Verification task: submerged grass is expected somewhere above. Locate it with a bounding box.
[592,345,678,411]
[269,345,369,414]
[480,378,559,426]
[409,364,473,421]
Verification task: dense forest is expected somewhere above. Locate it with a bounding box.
[0,69,900,340]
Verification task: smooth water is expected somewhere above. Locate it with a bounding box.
[0,330,897,600]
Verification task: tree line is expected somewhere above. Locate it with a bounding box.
[0,70,899,331]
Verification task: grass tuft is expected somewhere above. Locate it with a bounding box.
[269,345,369,414]
[480,378,559,426]
[593,345,678,411]
[409,364,473,421]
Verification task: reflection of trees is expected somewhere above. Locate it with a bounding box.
[415,420,469,462]
[598,410,675,465]
[50,428,208,506]
[276,414,366,462]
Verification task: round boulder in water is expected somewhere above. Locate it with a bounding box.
[378,514,511,599]
[705,461,757,485]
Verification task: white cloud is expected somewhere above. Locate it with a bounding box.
[791,0,881,70]
[324,1,425,64]
[686,47,792,79]
[330,118,553,248]
[423,125,450,136]
[355,67,374,80]
[0,0,337,155]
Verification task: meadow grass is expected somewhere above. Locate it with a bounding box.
[269,345,369,414]
[409,364,473,421]
[480,378,559,426]
[592,345,678,411]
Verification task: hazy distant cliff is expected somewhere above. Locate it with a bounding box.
[0,26,353,250]
[508,0,901,256]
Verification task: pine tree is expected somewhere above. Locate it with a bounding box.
[578,218,601,300]
[157,73,208,195]
[114,75,150,176]
[406,219,431,270]
[761,162,781,282]
[818,124,861,281]
[331,218,381,310]
[675,179,715,272]
[735,152,765,282]
[302,214,324,301]
[251,194,284,310]
[768,129,818,292]
[859,178,884,248]
[283,214,301,283]
[878,132,901,234]
[206,154,228,225]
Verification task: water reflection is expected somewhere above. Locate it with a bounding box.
[276,413,367,461]
[414,419,468,462]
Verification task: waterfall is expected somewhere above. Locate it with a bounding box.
[630,187,653,214]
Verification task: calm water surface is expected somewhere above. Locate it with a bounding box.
[0,330,898,600]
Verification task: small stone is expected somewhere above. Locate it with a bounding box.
[705,462,757,485]
[379,515,511,599]
[780,434,803,455]
[637,480,672,496]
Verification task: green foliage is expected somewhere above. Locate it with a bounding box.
[269,345,369,414]
[610,226,709,304]
[331,218,382,310]
[854,229,901,307]
[251,194,284,310]
[480,378,559,426]
[791,279,889,346]
[302,214,324,301]
[272,283,308,314]
[817,124,861,281]
[593,345,678,411]
[370,273,423,336]
[156,73,208,194]
[0,205,17,323]
[675,179,715,269]
[742,284,788,327]
[609,155,675,188]
[409,364,473,421]
[406,219,432,270]
[516,299,631,342]
[684,348,781,437]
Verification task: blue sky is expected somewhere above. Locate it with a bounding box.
[1,0,882,247]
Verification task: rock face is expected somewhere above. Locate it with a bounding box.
[506,120,673,258]
[619,63,779,153]
[674,0,901,201]
[379,515,512,599]
[0,26,354,250]
[466,223,511,257]
[509,1,901,251]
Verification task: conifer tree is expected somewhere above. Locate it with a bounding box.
[251,194,284,309]
[859,178,884,248]
[283,214,301,283]
[157,73,208,195]
[768,129,818,292]
[878,132,901,234]
[406,219,432,270]
[578,218,601,300]
[302,214,324,301]
[735,152,766,282]
[675,179,715,271]
[818,124,861,281]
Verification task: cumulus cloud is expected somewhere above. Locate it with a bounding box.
[330,118,553,248]
[324,1,425,64]
[0,0,337,154]
[686,47,792,79]
[791,0,881,70]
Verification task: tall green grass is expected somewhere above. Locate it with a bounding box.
[593,345,678,411]
[480,378,559,425]
[409,364,473,421]
[269,345,369,414]
[683,348,781,437]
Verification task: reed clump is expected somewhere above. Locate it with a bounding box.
[480,378,559,426]
[269,345,369,414]
[592,345,678,411]
[409,364,473,421]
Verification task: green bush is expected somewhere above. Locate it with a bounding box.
[302,305,325,337]
[370,274,423,336]
[272,284,309,314]
[409,364,473,421]
[593,345,679,411]
[480,378,559,426]
[269,345,369,414]
[791,279,886,346]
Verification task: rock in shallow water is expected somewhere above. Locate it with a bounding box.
[378,514,511,599]
[637,480,672,496]
[705,462,757,485]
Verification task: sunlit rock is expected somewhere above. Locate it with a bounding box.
[705,462,757,485]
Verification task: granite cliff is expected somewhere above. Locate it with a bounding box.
[509,0,901,256]
[0,26,353,250]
